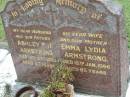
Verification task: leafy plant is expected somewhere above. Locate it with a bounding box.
[40,60,74,97]
[40,88,55,97]
[50,61,74,83]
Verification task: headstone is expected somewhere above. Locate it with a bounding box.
[1,0,129,97]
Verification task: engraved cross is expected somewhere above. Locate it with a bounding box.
[46,5,57,27]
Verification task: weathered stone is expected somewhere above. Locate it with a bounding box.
[1,0,129,97]
[128,51,130,65]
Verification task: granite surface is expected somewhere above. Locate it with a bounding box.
[0,49,130,97]
[1,0,129,96]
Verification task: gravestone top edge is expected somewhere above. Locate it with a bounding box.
[0,0,123,16]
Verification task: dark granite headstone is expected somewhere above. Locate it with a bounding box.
[1,0,129,97]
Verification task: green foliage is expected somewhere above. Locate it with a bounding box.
[0,0,7,12]
[40,88,55,97]
[116,0,130,49]
[40,82,65,97]
[40,61,74,97]
[48,81,65,91]
[50,61,74,83]
[0,0,9,40]
[0,17,5,40]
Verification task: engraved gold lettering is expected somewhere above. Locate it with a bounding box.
[17,40,39,47]
[61,44,81,52]
[11,11,18,18]
[88,69,107,75]
[64,52,108,62]
[88,33,103,38]
[22,60,33,65]
[56,0,86,14]
[87,55,107,62]
[11,0,47,19]
[84,40,107,46]
[33,36,51,41]
[60,38,82,43]
[85,47,106,53]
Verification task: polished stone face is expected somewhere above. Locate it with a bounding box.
[1,0,129,97]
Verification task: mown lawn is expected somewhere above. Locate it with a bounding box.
[0,0,130,49]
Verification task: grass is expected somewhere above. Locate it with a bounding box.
[0,0,8,41]
[0,17,5,40]
[0,0,130,49]
[117,0,130,49]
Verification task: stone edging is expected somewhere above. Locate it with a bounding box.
[0,41,9,50]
